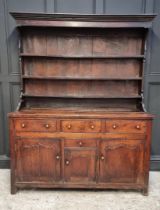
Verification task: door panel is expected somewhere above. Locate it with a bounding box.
[16,138,61,182]
[99,139,144,184]
[64,147,97,183]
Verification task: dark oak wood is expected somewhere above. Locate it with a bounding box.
[8,13,155,195]
[61,120,102,133]
[99,139,144,184]
[11,13,156,28]
[23,94,142,99]
[22,76,143,80]
[20,54,145,58]
[64,140,97,183]
[16,138,61,182]
[23,58,142,80]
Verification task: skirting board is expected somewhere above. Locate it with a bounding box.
[0,155,10,169]
[150,155,160,171]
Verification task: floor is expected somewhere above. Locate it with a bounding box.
[0,170,160,210]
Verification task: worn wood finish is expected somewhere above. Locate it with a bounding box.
[99,139,144,184]
[24,80,140,98]
[21,28,145,56]
[11,13,155,28]
[8,13,155,194]
[16,138,61,182]
[24,98,140,111]
[105,120,147,133]
[61,120,102,133]
[64,142,97,183]
[23,58,142,79]
[15,119,57,132]
[9,118,17,194]
[9,112,153,195]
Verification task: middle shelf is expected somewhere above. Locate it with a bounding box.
[20,53,145,59]
[22,94,142,99]
[22,76,143,80]
[21,56,143,79]
[23,79,141,99]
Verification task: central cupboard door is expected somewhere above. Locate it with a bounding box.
[99,139,145,184]
[16,138,61,182]
[64,139,97,183]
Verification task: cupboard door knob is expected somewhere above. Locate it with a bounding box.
[67,124,72,129]
[136,125,140,129]
[101,156,105,160]
[56,155,60,160]
[21,123,25,128]
[112,124,117,129]
[45,124,50,128]
[90,125,95,129]
[79,141,83,146]
[65,160,70,165]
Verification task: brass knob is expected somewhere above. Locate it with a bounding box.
[112,124,117,129]
[136,125,140,129]
[56,155,60,160]
[79,141,83,146]
[67,124,72,129]
[65,160,70,165]
[21,123,25,128]
[101,156,105,160]
[90,125,95,129]
[45,124,50,128]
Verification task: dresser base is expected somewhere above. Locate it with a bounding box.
[9,110,153,195]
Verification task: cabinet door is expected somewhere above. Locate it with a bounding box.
[64,147,97,183]
[16,138,61,182]
[99,139,144,184]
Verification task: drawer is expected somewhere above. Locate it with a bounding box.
[61,120,101,133]
[105,120,146,133]
[15,119,57,132]
[64,139,97,147]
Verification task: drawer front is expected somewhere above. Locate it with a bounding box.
[105,120,146,133]
[64,139,97,147]
[61,120,101,133]
[15,119,57,132]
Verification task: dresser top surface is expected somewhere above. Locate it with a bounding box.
[8,108,153,119]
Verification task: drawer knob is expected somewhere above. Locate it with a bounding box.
[79,141,83,146]
[90,125,95,129]
[56,155,60,160]
[45,124,50,128]
[65,160,70,165]
[67,124,72,129]
[112,124,117,129]
[21,123,25,128]
[136,125,140,129]
[101,156,105,160]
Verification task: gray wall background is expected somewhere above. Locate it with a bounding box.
[0,0,160,169]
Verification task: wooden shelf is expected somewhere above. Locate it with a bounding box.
[20,53,145,59]
[22,94,141,99]
[18,16,147,112]
[22,76,143,80]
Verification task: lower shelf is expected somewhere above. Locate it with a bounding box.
[23,94,142,99]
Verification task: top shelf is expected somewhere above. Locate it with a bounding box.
[20,53,145,59]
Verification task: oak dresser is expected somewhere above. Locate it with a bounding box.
[8,13,155,195]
